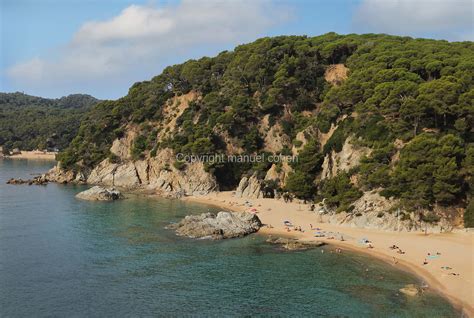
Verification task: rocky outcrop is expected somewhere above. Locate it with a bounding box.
[265,162,292,188]
[43,164,77,184]
[110,126,137,160]
[317,190,454,232]
[168,211,262,239]
[325,64,348,86]
[80,148,218,196]
[399,284,421,297]
[235,174,263,199]
[262,123,291,153]
[6,176,48,185]
[75,186,123,201]
[266,237,326,250]
[321,136,370,180]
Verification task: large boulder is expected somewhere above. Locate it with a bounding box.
[235,174,263,199]
[75,186,123,201]
[168,211,262,239]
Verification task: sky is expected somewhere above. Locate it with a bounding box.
[1,0,473,100]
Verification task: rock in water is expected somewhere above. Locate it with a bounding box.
[168,211,262,239]
[6,176,48,185]
[399,284,421,296]
[75,186,123,201]
[266,237,326,250]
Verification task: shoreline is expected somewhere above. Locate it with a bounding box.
[2,151,57,161]
[183,191,473,317]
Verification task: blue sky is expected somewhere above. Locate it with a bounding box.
[1,0,472,99]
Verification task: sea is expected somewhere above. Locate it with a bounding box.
[0,159,459,317]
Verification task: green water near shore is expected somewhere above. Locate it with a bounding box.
[0,159,459,317]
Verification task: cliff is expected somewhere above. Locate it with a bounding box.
[50,33,473,228]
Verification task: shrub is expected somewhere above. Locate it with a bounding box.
[173,160,186,171]
[131,135,147,160]
[293,139,303,147]
[318,172,363,211]
[284,171,315,200]
[464,199,474,228]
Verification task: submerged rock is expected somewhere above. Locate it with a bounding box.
[168,211,262,239]
[75,186,123,201]
[399,284,421,296]
[266,237,326,250]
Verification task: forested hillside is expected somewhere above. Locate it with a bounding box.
[0,93,99,151]
[56,33,474,226]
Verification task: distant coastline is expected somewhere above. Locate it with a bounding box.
[2,150,57,161]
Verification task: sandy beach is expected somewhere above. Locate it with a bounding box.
[5,151,57,161]
[185,191,474,317]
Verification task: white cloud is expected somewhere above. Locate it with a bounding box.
[354,0,473,40]
[7,0,291,98]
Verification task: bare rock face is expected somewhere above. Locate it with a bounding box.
[110,127,137,160]
[147,149,218,196]
[87,159,118,185]
[113,162,141,188]
[168,211,262,239]
[43,164,76,184]
[318,190,454,232]
[75,186,123,201]
[324,64,349,86]
[262,123,290,153]
[83,148,218,196]
[235,174,263,199]
[321,136,370,180]
[266,237,326,250]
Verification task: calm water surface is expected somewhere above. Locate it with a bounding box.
[0,159,459,317]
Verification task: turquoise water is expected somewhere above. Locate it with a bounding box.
[0,159,459,317]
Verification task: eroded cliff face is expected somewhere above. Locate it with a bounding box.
[321,136,371,180]
[88,149,217,195]
[46,132,217,197]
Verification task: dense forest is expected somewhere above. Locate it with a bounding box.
[0,93,99,151]
[56,33,473,226]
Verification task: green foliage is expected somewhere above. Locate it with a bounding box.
[386,134,465,209]
[292,140,324,175]
[53,33,473,214]
[173,160,186,170]
[108,152,121,164]
[131,135,148,160]
[0,93,98,150]
[284,171,315,200]
[323,118,352,154]
[318,172,363,212]
[1,145,11,155]
[357,144,395,190]
[465,199,474,228]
